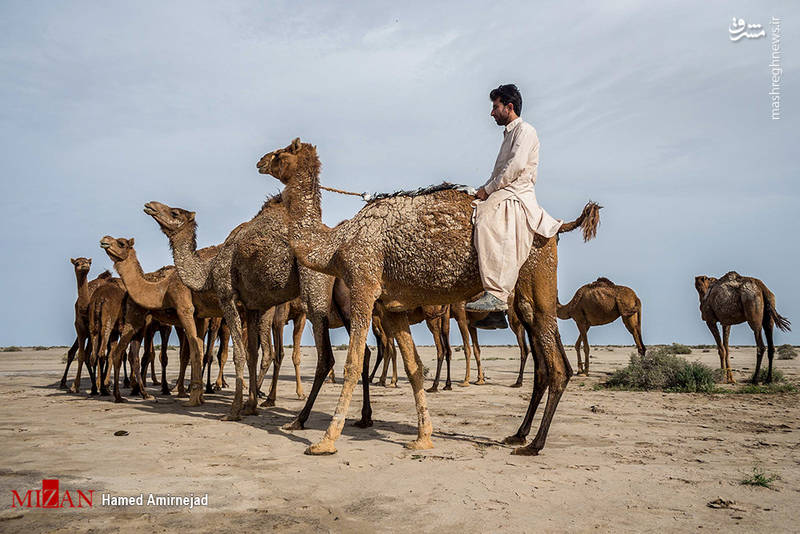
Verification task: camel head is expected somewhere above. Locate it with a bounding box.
[694,275,716,301]
[256,137,318,184]
[100,236,134,263]
[70,257,92,273]
[144,201,195,236]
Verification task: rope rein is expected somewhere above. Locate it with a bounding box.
[319,185,365,197]
[320,182,477,202]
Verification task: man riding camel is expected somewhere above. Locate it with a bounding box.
[467,84,563,314]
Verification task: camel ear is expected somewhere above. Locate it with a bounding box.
[70,258,76,265]
[129,237,135,247]
[291,137,301,152]
[87,258,92,265]
[188,211,195,222]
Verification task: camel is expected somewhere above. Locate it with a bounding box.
[139,320,172,389]
[695,272,790,384]
[143,201,372,426]
[100,236,227,405]
[557,278,646,375]
[257,138,599,455]
[87,282,128,395]
[63,259,121,389]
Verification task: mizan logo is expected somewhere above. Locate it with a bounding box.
[11,479,93,508]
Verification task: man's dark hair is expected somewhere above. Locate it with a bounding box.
[489,84,522,116]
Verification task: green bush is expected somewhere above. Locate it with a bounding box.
[753,368,785,383]
[605,347,717,392]
[776,344,797,360]
[664,343,692,355]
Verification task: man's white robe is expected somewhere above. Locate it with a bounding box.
[473,117,562,301]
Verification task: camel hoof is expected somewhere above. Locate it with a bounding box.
[390,383,398,388]
[352,418,373,428]
[475,378,486,385]
[68,385,80,394]
[281,419,304,431]
[259,398,276,408]
[213,384,222,392]
[242,404,258,416]
[458,381,470,388]
[510,381,523,388]
[327,378,336,384]
[205,386,214,394]
[404,438,434,451]
[502,435,527,446]
[256,389,267,399]
[511,445,541,456]
[143,394,156,402]
[114,397,127,404]
[305,439,337,455]
[100,389,111,397]
[161,387,171,396]
[59,381,68,390]
[221,412,241,422]
[89,390,99,396]
[425,386,438,393]
[377,381,386,387]
[296,393,307,400]
[443,384,452,391]
[123,379,130,388]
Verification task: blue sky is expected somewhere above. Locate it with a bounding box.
[1,1,797,347]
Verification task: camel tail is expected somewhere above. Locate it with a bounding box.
[558,201,602,242]
[755,279,791,332]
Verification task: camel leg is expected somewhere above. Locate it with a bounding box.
[172,329,189,396]
[751,324,766,385]
[722,325,735,384]
[468,326,485,384]
[379,339,391,386]
[705,321,728,383]
[763,316,775,383]
[622,313,646,357]
[292,314,307,400]
[390,341,398,387]
[580,327,591,376]
[220,300,249,421]
[203,320,217,394]
[69,325,90,394]
[241,310,261,415]
[140,325,153,388]
[453,307,473,387]
[306,290,377,455]
[385,311,434,450]
[369,319,385,383]
[60,338,79,389]
[427,317,446,393]
[263,313,285,408]
[178,314,205,407]
[511,321,529,388]
[256,308,276,396]
[159,330,171,395]
[440,314,453,390]
[214,325,230,390]
[283,315,335,431]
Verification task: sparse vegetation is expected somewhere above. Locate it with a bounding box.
[777,344,797,360]
[31,346,48,351]
[1,346,23,352]
[334,344,348,351]
[604,347,716,392]
[740,466,778,488]
[664,343,692,355]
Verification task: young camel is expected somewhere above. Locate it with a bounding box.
[100,237,221,405]
[557,277,646,375]
[257,138,599,455]
[695,271,790,384]
[143,201,372,425]
[86,282,125,395]
[64,259,121,390]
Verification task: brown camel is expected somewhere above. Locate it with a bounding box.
[695,271,790,384]
[557,278,646,375]
[257,138,599,455]
[100,236,222,405]
[86,281,125,395]
[143,200,373,426]
[63,259,122,389]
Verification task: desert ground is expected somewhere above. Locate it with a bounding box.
[0,344,798,533]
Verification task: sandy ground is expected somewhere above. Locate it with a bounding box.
[0,344,798,533]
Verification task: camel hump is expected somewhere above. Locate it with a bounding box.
[590,277,615,288]
[97,270,113,280]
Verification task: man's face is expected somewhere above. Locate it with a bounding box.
[490,98,513,126]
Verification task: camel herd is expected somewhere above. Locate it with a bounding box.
[61,138,791,456]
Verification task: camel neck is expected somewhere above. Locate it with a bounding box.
[114,250,169,309]
[75,270,90,306]
[168,223,211,292]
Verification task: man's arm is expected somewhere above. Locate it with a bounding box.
[482,127,537,196]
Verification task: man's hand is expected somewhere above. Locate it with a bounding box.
[475,187,488,201]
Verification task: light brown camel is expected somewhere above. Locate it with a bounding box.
[695,271,790,384]
[143,201,373,426]
[257,138,599,455]
[100,236,222,406]
[86,281,125,395]
[557,277,646,375]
